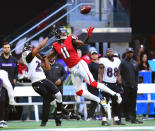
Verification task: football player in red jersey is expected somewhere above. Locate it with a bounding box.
[47,26,122,107]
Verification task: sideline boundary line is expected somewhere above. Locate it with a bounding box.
[3,126,155,131]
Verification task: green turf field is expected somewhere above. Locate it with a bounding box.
[1,118,155,130]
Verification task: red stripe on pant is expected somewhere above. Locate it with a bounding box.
[88,75,98,88]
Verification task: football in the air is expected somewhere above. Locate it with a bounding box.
[80,5,91,15]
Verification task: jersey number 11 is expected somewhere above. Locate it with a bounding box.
[61,47,70,59]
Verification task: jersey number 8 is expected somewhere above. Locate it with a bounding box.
[107,67,118,77]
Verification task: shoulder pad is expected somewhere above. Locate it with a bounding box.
[22,51,30,57]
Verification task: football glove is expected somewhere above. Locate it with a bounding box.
[87,27,95,36]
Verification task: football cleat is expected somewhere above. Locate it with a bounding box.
[53,112,62,126]
[40,122,46,127]
[70,113,81,120]
[114,120,126,125]
[101,121,110,126]
[0,121,8,128]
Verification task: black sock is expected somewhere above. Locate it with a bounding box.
[56,102,62,111]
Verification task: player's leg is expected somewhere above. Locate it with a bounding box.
[44,80,80,123]
[2,77,15,105]
[71,74,108,116]
[32,80,63,111]
[78,60,122,103]
[0,88,7,128]
[71,73,100,103]
[110,83,125,125]
[4,92,9,122]
[100,91,110,126]
[87,100,98,120]
[41,80,81,123]
[44,80,63,112]
[40,98,52,126]
[32,81,53,126]
[32,80,63,126]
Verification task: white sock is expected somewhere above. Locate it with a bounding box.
[114,116,119,121]
[50,100,56,107]
[102,117,107,121]
[9,98,15,105]
[81,90,100,103]
[55,91,62,103]
[97,83,116,96]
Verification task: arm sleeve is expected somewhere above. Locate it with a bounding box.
[26,52,34,63]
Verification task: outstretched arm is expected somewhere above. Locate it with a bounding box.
[36,54,44,61]
[83,27,94,44]
[73,27,94,46]
[24,37,48,64]
[32,37,48,57]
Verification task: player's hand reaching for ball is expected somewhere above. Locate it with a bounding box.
[87,27,95,36]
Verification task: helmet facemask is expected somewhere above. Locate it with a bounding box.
[51,25,68,40]
[57,28,68,40]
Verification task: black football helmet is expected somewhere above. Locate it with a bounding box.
[51,25,68,40]
[23,43,33,51]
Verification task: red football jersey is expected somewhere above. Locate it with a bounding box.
[52,35,81,68]
[81,54,92,64]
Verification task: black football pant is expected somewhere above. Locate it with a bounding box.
[87,100,98,118]
[101,82,119,117]
[122,87,137,121]
[32,79,60,123]
[87,85,99,118]
[0,88,9,121]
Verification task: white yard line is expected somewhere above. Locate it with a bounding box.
[2,126,155,131]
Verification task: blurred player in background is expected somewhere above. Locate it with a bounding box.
[99,48,125,125]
